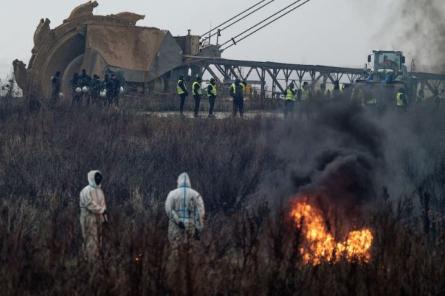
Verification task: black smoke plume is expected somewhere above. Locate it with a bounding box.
[259,101,385,216]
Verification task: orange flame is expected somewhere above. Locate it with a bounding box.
[290,200,373,265]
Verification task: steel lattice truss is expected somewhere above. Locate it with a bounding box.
[184,56,445,99]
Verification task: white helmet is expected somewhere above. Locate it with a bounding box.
[82,86,89,93]
[119,86,124,94]
[58,92,64,99]
[75,87,82,93]
[100,89,107,98]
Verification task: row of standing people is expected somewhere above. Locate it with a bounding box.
[50,69,123,107]
[71,70,123,106]
[177,77,342,118]
[177,76,247,118]
[282,81,410,117]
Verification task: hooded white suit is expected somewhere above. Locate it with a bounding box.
[165,173,205,246]
[79,170,107,260]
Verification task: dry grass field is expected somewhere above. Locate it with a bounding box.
[0,98,444,295]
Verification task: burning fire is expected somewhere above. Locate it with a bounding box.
[290,200,373,265]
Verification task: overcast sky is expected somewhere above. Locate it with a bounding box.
[0,0,402,79]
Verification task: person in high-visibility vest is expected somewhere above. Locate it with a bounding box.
[300,82,310,101]
[283,82,296,118]
[230,78,246,117]
[365,93,377,106]
[192,77,202,117]
[351,86,366,106]
[207,78,217,118]
[319,83,327,99]
[395,88,407,110]
[176,75,188,115]
[332,80,341,98]
[299,82,312,119]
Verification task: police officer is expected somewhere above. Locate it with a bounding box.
[207,78,217,118]
[79,69,92,105]
[90,75,101,105]
[301,82,310,100]
[192,77,202,117]
[395,88,407,111]
[332,80,341,98]
[71,73,81,106]
[177,75,188,116]
[50,71,61,107]
[299,82,311,118]
[105,74,115,106]
[283,82,296,118]
[319,83,327,99]
[109,74,121,107]
[102,74,111,106]
[230,78,245,117]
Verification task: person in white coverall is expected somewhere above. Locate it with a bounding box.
[79,170,107,261]
[165,172,205,249]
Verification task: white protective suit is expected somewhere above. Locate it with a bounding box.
[79,170,107,260]
[165,173,205,246]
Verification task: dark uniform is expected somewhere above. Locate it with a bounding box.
[230,80,245,117]
[50,71,61,107]
[79,70,92,105]
[90,75,101,105]
[192,78,202,117]
[207,79,217,117]
[176,76,188,115]
[102,75,110,106]
[107,75,121,106]
[71,73,81,106]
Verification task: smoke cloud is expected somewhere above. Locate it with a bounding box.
[257,100,445,228]
[377,0,445,72]
[257,101,385,213]
[293,103,384,207]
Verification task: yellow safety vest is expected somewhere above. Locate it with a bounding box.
[230,83,245,95]
[177,80,186,95]
[396,92,405,106]
[351,88,365,105]
[192,81,202,96]
[301,89,310,101]
[209,84,217,96]
[285,88,296,101]
[366,96,377,105]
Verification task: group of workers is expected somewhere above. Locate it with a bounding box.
[51,70,429,115]
[281,80,350,117]
[79,171,205,262]
[282,80,410,117]
[50,69,123,107]
[177,76,246,117]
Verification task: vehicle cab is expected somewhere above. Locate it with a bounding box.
[366,50,408,82]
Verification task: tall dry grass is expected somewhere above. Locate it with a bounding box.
[0,100,444,295]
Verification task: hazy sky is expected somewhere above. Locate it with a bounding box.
[0,0,399,79]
